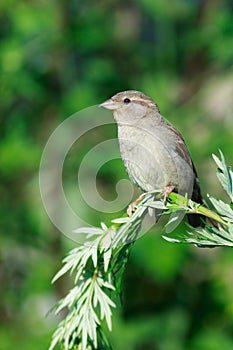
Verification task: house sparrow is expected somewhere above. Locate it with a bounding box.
[100,90,203,227]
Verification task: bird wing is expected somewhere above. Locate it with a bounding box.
[161,120,203,200]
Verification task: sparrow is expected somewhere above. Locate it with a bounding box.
[100,90,203,227]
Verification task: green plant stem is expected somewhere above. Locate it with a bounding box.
[189,204,228,226]
[168,192,228,226]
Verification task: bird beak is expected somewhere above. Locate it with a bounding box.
[99,99,118,110]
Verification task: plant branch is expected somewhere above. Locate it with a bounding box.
[49,151,233,349]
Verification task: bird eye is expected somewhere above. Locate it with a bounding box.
[123,98,131,104]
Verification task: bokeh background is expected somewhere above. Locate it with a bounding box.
[1,0,233,349]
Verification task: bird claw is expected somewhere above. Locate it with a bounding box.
[163,185,175,203]
[127,196,143,216]
[127,187,174,216]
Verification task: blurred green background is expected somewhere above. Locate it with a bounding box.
[1,0,233,349]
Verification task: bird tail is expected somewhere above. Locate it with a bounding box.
[189,169,221,228]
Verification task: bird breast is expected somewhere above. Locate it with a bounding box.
[117,123,194,196]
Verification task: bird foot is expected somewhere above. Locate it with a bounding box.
[163,185,175,203]
[127,196,143,216]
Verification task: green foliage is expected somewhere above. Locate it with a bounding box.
[50,152,233,349]
[1,1,233,349]
[164,152,233,247]
[49,195,155,349]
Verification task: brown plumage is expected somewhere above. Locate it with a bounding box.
[100,90,203,227]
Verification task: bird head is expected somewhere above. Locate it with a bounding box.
[99,90,159,123]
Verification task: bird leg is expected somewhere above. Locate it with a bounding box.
[163,185,175,203]
[127,186,175,216]
[127,196,143,216]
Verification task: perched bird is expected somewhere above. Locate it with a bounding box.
[100,90,203,227]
